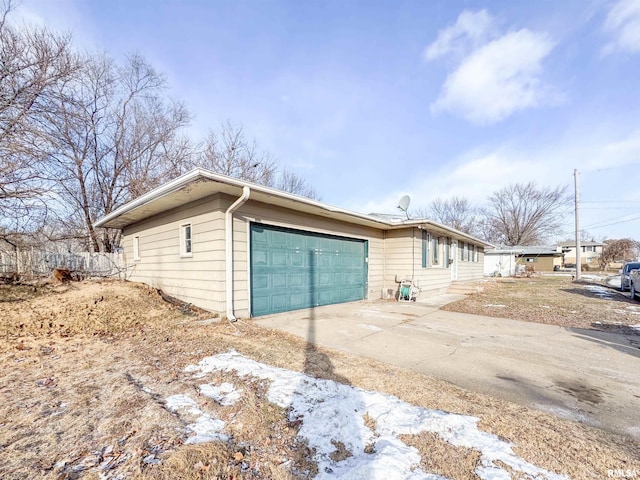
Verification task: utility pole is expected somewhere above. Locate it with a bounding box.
[574,169,581,281]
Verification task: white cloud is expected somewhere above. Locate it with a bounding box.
[604,0,640,53]
[353,150,537,216]
[10,0,98,51]
[352,127,640,240]
[365,126,640,236]
[431,29,555,125]
[585,129,640,170]
[424,9,495,60]
[426,11,557,125]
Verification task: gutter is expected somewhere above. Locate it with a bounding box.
[225,186,251,322]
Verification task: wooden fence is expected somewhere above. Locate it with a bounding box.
[0,250,125,278]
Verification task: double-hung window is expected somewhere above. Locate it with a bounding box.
[444,238,450,268]
[422,231,445,268]
[431,236,440,266]
[181,223,192,257]
[422,230,428,268]
[462,242,468,261]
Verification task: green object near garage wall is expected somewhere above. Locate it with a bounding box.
[250,223,368,316]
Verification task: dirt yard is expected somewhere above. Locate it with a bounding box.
[442,274,640,331]
[0,279,638,479]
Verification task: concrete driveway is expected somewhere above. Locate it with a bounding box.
[253,297,640,441]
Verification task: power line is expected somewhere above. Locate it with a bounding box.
[583,214,640,230]
[582,211,640,229]
[580,207,640,210]
[592,162,640,172]
[581,200,640,204]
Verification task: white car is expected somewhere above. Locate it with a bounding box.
[631,270,640,300]
[620,261,640,291]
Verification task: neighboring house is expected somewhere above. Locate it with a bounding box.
[483,248,523,277]
[557,240,604,267]
[94,169,491,319]
[515,246,563,272]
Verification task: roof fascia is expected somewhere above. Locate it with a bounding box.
[94,168,393,229]
[94,169,495,247]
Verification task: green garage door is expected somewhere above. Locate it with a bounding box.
[250,223,368,316]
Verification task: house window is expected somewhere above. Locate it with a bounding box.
[462,242,468,262]
[181,223,192,257]
[421,231,444,268]
[444,238,450,268]
[421,230,427,268]
[431,236,439,266]
[133,236,140,261]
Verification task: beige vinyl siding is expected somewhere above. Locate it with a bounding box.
[122,195,227,312]
[457,249,484,281]
[230,196,385,317]
[384,228,454,296]
[382,229,416,288]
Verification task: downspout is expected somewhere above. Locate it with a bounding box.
[225,186,250,321]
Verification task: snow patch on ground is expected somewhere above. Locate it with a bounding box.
[186,415,227,444]
[185,351,566,480]
[199,382,241,406]
[484,304,506,308]
[581,274,607,281]
[357,323,384,332]
[165,394,228,444]
[166,394,201,415]
[631,324,640,332]
[584,285,614,298]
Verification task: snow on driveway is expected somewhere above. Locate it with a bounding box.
[184,351,566,480]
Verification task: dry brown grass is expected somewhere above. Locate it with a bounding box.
[399,432,481,480]
[0,279,638,479]
[442,275,640,329]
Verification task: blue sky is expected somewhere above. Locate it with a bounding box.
[13,0,640,242]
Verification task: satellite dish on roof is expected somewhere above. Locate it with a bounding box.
[397,195,410,220]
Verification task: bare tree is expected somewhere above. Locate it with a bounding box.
[43,53,191,252]
[415,196,478,235]
[0,1,79,231]
[482,182,570,246]
[190,121,319,199]
[275,168,319,200]
[193,121,277,185]
[599,238,640,271]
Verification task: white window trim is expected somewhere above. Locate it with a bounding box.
[133,235,141,261]
[180,223,193,258]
